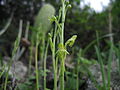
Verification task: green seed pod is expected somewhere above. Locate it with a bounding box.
[34,4,55,33]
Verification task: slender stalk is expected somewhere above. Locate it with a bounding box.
[49,30,57,90]
[0,13,13,36]
[107,44,113,90]
[61,0,65,44]
[60,57,65,90]
[16,21,30,61]
[108,3,113,89]
[35,35,39,90]
[41,34,45,65]
[53,24,58,90]
[95,31,107,90]
[52,9,62,90]
[95,46,107,90]
[108,3,113,43]
[52,49,57,90]
[44,41,49,90]
[60,0,66,90]
[76,60,79,90]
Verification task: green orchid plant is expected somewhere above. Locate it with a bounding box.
[48,0,77,90]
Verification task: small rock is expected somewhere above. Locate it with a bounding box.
[3,56,27,79]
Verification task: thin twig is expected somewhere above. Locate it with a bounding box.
[15,21,30,61]
[0,13,13,36]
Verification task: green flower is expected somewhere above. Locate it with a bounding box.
[56,43,69,59]
[65,35,77,47]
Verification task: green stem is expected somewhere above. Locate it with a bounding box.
[52,49,57,90]
[35,40,39,90]
[52,11,61,89]
[41,34,45,63]
[53,23,58,90]
[44,41,49,90]
[96,31,107,90]
[60,58,65,90]
[61,0,65,44]
[60,0,65,90]
[95,46,107,90]
[107,43,113,90]
[76,60,79,90]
